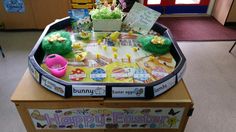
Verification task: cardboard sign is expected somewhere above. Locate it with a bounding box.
[28,107,184,130]
[41,76,65,96]
[72,85,106,96]
[123,2,161,35]
[112,87,145,98]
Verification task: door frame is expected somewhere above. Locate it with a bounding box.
[143,0,211,14]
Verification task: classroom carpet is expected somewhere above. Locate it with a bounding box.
[157,17,236,41]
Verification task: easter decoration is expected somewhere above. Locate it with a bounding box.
[90,0,124,31]
[41,31,72,55]
[45,54,68,78]
[28,1,186,99]
[138,35,172,55]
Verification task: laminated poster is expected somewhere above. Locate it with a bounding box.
[123,2,161,35]
[28,107,184,130]
[3,0,25,13]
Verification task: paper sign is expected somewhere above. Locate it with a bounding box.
[123,2,161,35]
[112,87,145,98]
[41,76,65,96]
[3,0,25,13]
[28,107,184,129]
[28,61,40,82]
[72,85,106,96]
[153,76,176,96]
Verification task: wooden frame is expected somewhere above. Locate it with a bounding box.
[11,70,193,132]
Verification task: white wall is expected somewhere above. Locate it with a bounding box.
[207,0,216,15]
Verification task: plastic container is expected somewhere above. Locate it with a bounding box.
[93,19,122,31]
[45,54,68,78]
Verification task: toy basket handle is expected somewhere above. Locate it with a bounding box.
[47,54,56,59]
[57,67,65,71]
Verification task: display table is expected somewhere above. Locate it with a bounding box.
[11,69,193,132]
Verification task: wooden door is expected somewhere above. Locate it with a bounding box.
[31,0,71,29]
[212,0,234,25]
[0,0,36,29]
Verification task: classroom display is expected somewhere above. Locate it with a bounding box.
[28,2,186,98]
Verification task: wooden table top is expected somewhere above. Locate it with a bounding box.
[11,69,192,103]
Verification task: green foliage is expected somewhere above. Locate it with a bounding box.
[90,7,123,20]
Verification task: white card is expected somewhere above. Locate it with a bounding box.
[123,2,161,35]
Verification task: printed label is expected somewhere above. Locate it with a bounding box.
[28,107,184,130]
[153,76,176,96]
[90,74,106,78]
[177,62,186,82]
[28,61,40,82]
[112,87,145,98]
[41,76,65,96]
[72,85,106,96]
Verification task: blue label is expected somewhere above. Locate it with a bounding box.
[3,0,25,13]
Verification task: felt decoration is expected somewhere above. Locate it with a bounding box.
[42,31,72,55]
[138,35,172,55]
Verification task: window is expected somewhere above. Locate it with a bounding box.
[175,0,201,4]
[147,0,161,5]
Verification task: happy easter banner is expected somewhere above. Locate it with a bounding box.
[28,107,184,130]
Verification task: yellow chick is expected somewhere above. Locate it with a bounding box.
[72,42,82,49]
[128,30,133,36]
[97,39,102,45]
[75,52,87,61]
[149,56,155,61]
[113,52,118,59]
[132,47,138,52]
[96,53,101,59]
[75,54,83,61]
[112,47,117,52]
[109,31,120,42]
[103,45,107,51]
[151,36,164,45]
[126,54,131,62]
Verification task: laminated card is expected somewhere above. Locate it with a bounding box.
[123,2,161,35]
